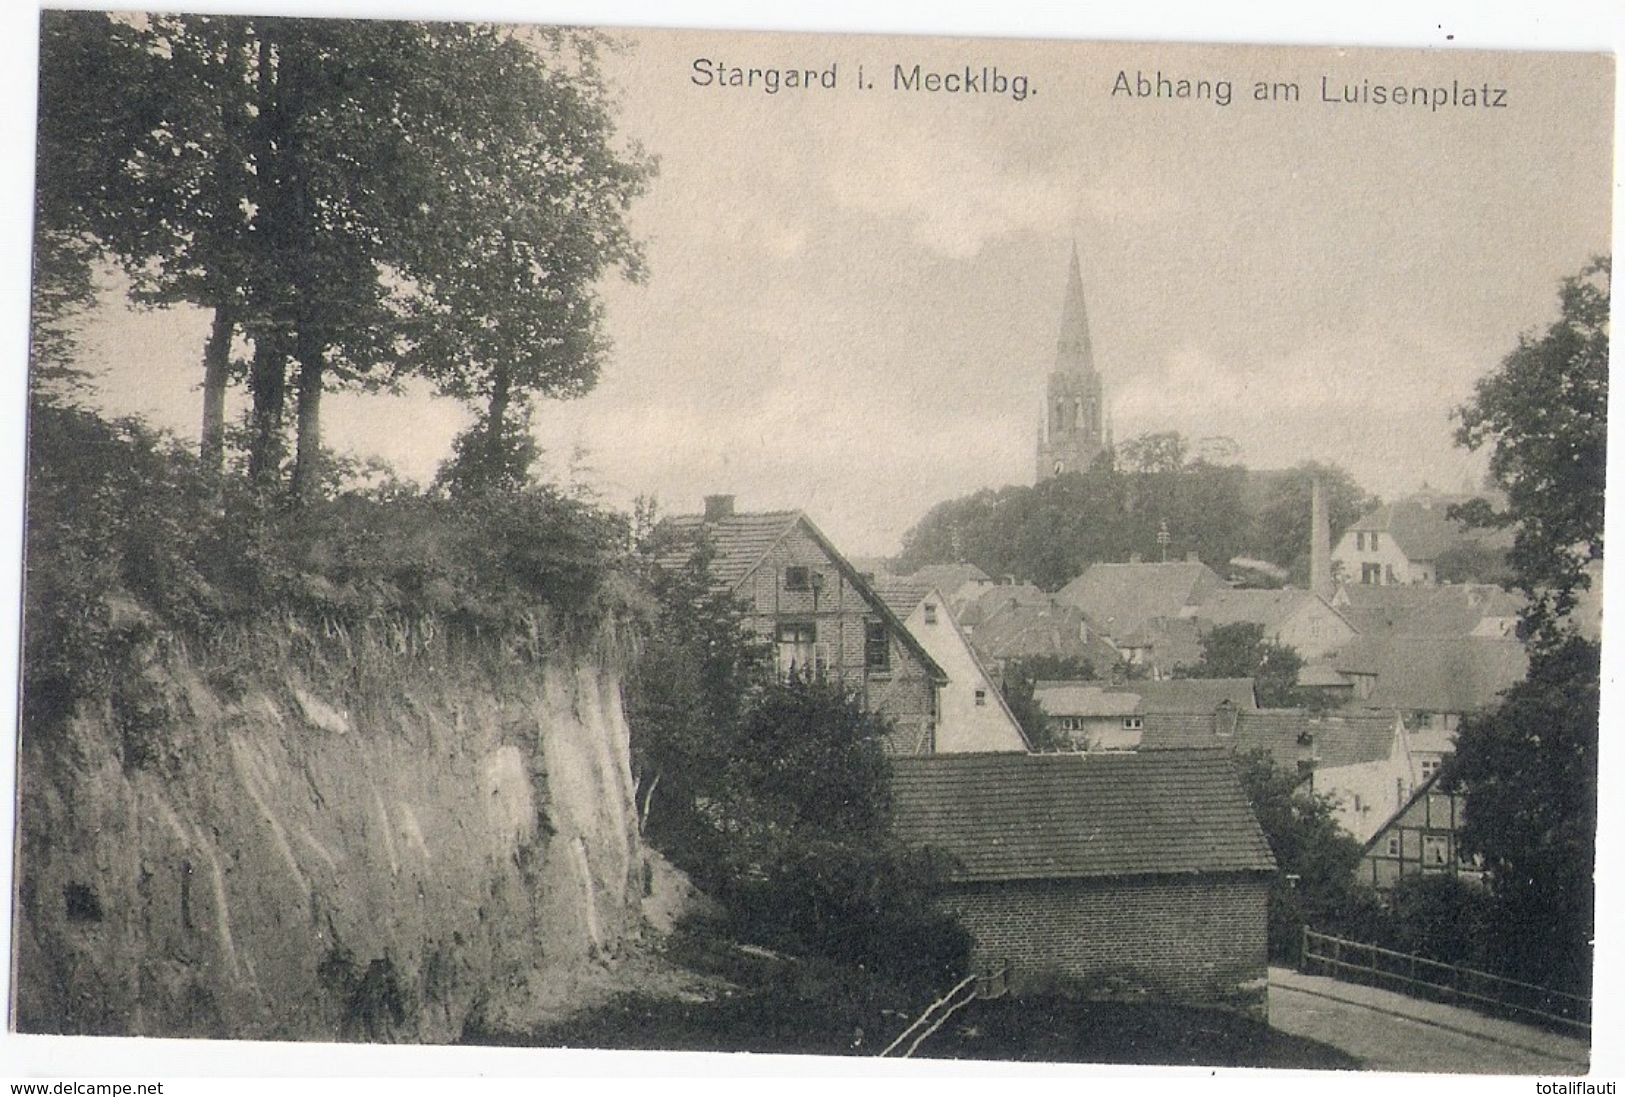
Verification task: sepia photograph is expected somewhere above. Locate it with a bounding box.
[2,2,1616,1085]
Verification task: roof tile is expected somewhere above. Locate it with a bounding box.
[890,751,1276,883]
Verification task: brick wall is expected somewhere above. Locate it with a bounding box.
[942,873,1271,1018]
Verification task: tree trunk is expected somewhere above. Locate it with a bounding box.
[291,328,324,504]
[485,367,512,482]
[246,336,287,486]
[199,306,234,473]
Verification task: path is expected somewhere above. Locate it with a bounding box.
[1269,966,1590,1074]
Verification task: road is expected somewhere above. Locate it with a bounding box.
[1268,966,1591,1074]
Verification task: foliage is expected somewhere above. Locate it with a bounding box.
[1432,537,1515,587]
[434,404,545,498]
[1232,750,1388,961]
[1175,623,1308,709]
[895,437,1255,588]
[1440,259,1607,998]
[20,401,633,740]
[1249,461,1377,580]
[624,547,970,984]
[1443,636,1598,995]
[1116,430,1189,474]
[1384,875,1496,968]
[996,655,1097,751]
[34,13,652,496]
[1452,256,1608,646]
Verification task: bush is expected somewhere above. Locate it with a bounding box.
[1386,875,1494,967]
[21,400,635,741]
[722,839,971,989]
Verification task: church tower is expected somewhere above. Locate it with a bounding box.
[1035,244,1107,481]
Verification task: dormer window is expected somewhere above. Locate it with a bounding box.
[785,566,811,591]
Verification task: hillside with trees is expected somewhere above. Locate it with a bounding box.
[894,435,1375,590]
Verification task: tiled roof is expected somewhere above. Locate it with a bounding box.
[967,602,1120,669]
[1113,616,1206,676]
[1033,684,1140,718]
[1333,583,1524,639]
[1140,709,1401,771]
[1193,587,1333,631]
[1056,561,1227,637]
[869,576,934,619]
[1034,677,1257,717]
[1123,677,1258,712]
[890,752,1276,883]
[1348,494,1513,563]
[655,511,802,589]
[909,563,992,592]
[1333,636,1528,714]
[958,583,1052,627]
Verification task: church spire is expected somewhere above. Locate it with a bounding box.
[1055,240,1095,376]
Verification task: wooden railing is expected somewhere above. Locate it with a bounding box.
[878,961,1011,1058]
[1300,927,1590,1033]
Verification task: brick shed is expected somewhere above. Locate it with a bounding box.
[890,751,1277,1017]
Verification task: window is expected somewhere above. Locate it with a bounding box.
[1420,758,1441,781]
[865,621,889,671]
[1362,563,1381,584]
[1122,716,1144,730]
[974,689,987,706]
[1356,531,1366,551]
[1423,835,1450,866]
[1370,532,1380,550]
[1386,835,1401,857]
[784,566,810,591]
[775,622,816,676]
[924,603,938,625]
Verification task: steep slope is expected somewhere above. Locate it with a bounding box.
[13,629,647,1043]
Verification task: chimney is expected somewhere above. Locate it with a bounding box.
[1310,476,1333,600]
[703,494,735,522]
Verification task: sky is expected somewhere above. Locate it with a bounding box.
[42,21,1623,562]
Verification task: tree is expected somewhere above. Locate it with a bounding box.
[892,437,1250,588]
[1452,256,1608,645]
[1117,430,1189,474]
[1441,257,1608,997]
[1176,622,1305,708]
[1250,462,1376,580]
[1233,749,1388,961]
[995,655,1098,751]
[1445,635,1598,994]
[624,542,770,862]
[30,12,146,402]
[394,28,652,494]
[35,15,652,498]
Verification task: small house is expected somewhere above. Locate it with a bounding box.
[890,751,1277,1017]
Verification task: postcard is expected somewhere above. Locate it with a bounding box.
[4,5,1614,1087]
